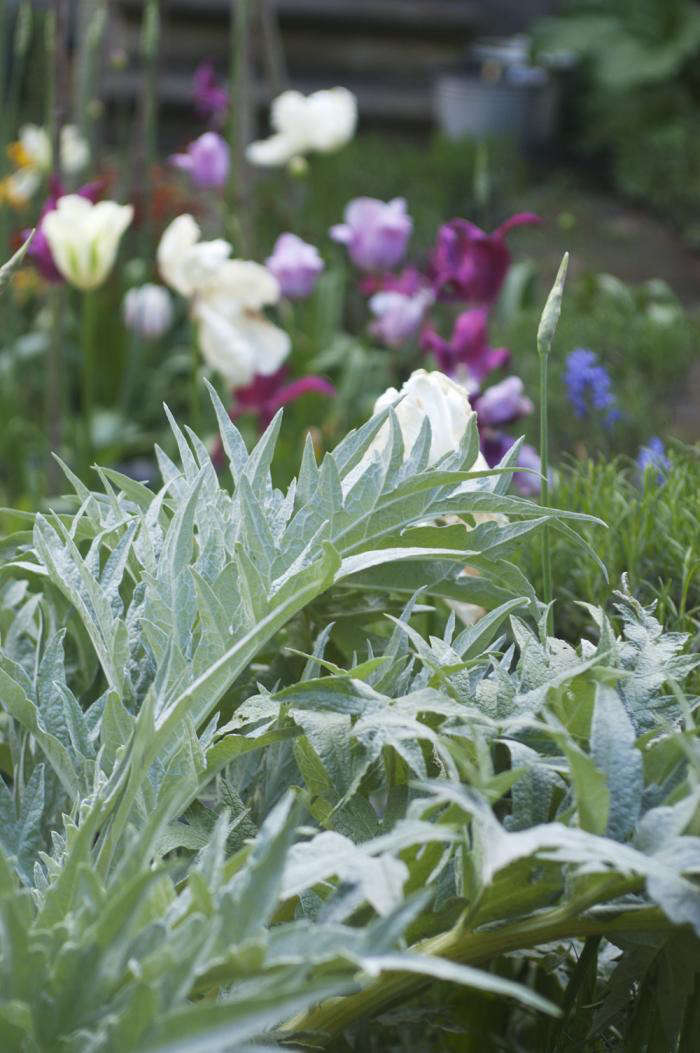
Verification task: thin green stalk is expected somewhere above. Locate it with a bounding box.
[3,1,32,159]
[0,1,32,317]
[190,317,200,435]
[44,8,61,494]
[79,289,97,480]
[540,351,552,613]
[140,0,160,259]
[536,253,569,633]
[229,0,253,252]
[46,286,65,493]
[259,0,287,97]
[73,0,107,174]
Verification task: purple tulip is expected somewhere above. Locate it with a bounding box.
[475,376,533,427]
[193,62,229,122]
[360,266,428,297]
[512,442,545,496]
[22,177,103,283]
[330,197,412,271]
[430,212,541,304]
[170,132,230,189]
[480,433,544,496]
[420,307,510,380]
[368,287,433,349]
[265,232,324,299]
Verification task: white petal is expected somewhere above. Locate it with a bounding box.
[232,315,291,375]
[60,125,89,173]
[19,124,51,169]
[194,302,257,387]
[157,214,231,297]
[202,259,280,311]
[305,88,357,152]
[270,90,309,135]
[246,133,298,167]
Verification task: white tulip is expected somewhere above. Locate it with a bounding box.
[370,369,489,470]
[18,124,52,169]
[60,125,90,174]
[122,283,174,340]
[192,260,290,387]
[157,214,231,298]
[246,87,357,167]
[42,195,133,290]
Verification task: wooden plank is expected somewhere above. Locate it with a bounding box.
[116,0,479,32]
[100,69,434,121]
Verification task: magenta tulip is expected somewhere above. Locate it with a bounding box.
[421,307,509,380]
[431,212,540,304]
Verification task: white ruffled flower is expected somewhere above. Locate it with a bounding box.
[246,87,357,167]
[157,214,291,387]
[192,261,290,387]
[42,195,133,290]
[157,214,231,298]
[370,369,489,470]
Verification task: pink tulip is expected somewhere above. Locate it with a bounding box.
[331,197,412,271]
[475,376,534,427]
[170,132,230,189]
[266,233,324,299]
[369,287,433,349]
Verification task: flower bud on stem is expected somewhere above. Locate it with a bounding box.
[537,252,569,632]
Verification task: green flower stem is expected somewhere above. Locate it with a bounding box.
[140,0,160,256]
[260,0,287,97]
[190,317,201,435]
[74,0,107,172]
[284,900,667,1041]
[536,253,569,634]
[0,0,8,262]
[79,289,98,480]
[539,352,552,617]
[46,286,65,492]
[229,0,253,253]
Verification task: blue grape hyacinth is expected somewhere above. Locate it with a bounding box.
[637,436,670,481]
[564,348,619,425]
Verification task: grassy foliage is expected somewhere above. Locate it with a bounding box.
[499,273,698,460]
[521,447,700,652]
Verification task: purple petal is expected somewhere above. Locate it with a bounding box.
[493,211,541,238]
